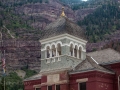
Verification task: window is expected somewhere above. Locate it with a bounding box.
[48,86,52,90]
[36,88,41,90]
[79,82,86,90]
[56,85,60,90]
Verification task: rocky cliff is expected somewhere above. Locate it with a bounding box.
[0,40,41,74]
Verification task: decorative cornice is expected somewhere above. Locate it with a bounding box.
[40,34,87,45]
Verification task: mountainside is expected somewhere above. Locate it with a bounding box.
[0,0,120,73]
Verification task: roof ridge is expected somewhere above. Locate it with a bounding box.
[71,56,114,74]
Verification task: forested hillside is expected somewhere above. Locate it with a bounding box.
[0,0,120,89]
[78,3,120,42]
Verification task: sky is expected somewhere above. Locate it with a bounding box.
[82,0,88,1]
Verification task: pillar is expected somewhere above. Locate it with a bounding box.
[77,49,79,58]
[50,49,52,57]
[56,47,58,57]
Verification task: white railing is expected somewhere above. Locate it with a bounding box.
[45,56,61,64]
[41,55,81,64]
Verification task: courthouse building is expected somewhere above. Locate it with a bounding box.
[24,8,120,90]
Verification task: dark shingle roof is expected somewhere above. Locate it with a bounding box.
[70,56,114,74]
[24,74,41,81]
[40,16,86,40]
[87,48,120,65]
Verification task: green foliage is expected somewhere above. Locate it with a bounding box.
[0,3,34,39]
[0,69,37,90]
[0,0,43,7]
[21,65,37,78]
[71,0,115,10]
[0,72,23,90]
[78,4,120,42]
[60,0,82,4]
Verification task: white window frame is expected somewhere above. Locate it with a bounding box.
[76,78,88,90]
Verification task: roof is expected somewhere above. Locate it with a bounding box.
[24,74,41,81]
[40,16,86,40]
[40,55,82,74]
[70,56,114,74]
[87,48,120,65]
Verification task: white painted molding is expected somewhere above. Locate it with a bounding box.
[40,34,87,45]
[41,42,86,52]
[76,78,88,83]
[45,44,51,49]
[56,41,62,46]
[51,42,56,48]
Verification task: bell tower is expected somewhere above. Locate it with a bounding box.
[40,8,87,74]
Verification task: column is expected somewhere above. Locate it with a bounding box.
[45,50,47,58]
[50,49,52,57]
[56,47,58,57]
[77,49,79,58]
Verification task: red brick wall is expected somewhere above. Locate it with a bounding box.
[108,62,120,90]
[41,86,47,90]
[69,71,114,90]
[24,79,41,90]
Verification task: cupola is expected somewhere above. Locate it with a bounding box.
[40,8,87,74]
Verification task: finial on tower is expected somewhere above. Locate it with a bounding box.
[60,7,66,17]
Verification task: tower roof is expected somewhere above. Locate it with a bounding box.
[40,15,86,40]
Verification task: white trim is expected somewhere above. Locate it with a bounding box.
[91,57,99,64]
[70,41,75,48]
[79,44,85,52]
[45,44,51,49]
[33,84,41,90]
[76,78,88,83]
[56,41,62,46]
[51,42,56,48]
[41,43,86,52]
[40,34,87,45]
[41,55,81,61]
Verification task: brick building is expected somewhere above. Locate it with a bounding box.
[24,8,120,90]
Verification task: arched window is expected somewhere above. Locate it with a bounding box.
[57,43,61,56]
[46,46,50,58]
[79,47,82,59]
[70,44,74,56]
[52,45,56,57]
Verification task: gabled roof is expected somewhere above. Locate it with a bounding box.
[70,56,114,74]
[40,16,86,40]
[87,48,120,65]
[24,74,41,81]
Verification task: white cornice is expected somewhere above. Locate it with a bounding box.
[40,34,87,45]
